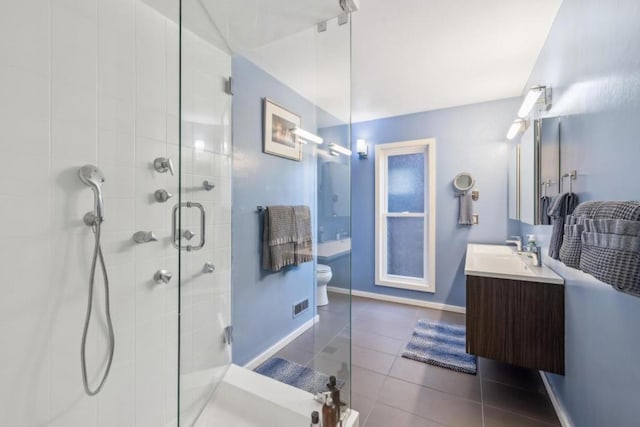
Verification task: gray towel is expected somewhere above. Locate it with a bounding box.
[457,191,473,225]
[548,192,579,259]
[293,205,313,265]
[540,196,552,225]
[262,206,297,272]
[580,231,640,297]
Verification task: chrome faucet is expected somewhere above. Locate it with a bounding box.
[505,236,522,252]
[534,245,543,267]
[335,231,348,240]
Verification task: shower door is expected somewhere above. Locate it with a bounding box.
[177,1,234,424]
[177,0,352,425]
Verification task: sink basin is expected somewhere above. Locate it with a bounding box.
[464,244,564,285]
[317,238,351,260]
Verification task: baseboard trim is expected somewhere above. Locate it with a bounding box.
[244,314,320,371]
[540,371,573,427]
[327,286,466,314]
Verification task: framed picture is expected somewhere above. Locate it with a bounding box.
[263,98,302,161]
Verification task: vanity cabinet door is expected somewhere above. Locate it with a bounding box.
[466,275,564,375]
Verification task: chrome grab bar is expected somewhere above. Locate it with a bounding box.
[172,201,206,251]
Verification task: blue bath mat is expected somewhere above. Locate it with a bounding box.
[402,319,477,375]
[255,357,344,394]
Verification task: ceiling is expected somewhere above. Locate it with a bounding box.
[241,0,562,124]
[155,0,563,124]
[351,0,563,122]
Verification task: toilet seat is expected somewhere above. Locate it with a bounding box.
[317,264,331,273]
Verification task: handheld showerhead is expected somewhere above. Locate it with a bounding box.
[77,164,115,395]
[79,165,106,223]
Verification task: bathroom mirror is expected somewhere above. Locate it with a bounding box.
[518,117,561,225]
[322,162,350,217]
[508,145,520,220]
[453,172,475,192]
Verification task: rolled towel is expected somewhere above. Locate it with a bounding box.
[539,196,552,225]
[457,191,473,225]
[548,192,579,259]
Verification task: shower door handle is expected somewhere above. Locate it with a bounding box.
[172,201,206,251]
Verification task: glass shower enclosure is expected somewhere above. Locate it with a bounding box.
[177,0,352,425]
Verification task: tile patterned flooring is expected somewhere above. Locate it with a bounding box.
[274,292,561,427]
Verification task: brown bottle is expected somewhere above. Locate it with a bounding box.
[327,376,341,422]
[322,392,338,427]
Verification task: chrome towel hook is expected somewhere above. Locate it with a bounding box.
[561,170,577,193]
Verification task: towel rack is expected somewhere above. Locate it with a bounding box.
[561,170,577,193]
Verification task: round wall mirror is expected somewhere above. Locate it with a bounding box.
[453,172,475,191]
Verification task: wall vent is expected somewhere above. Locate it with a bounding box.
[292,298,310,318]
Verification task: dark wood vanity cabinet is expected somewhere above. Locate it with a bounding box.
[466,275,565,375]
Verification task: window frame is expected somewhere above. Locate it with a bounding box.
[374,138,436,293]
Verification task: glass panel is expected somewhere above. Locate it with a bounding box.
[388,153,425,213]
[179,1,351,425]
[179,1,233,424]
[387,217,425,278]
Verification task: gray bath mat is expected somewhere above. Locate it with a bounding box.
[254,357,344,394]
[402,319,477,375]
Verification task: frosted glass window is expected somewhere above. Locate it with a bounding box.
[387,217,424,278]
[388,153,425,213]
[375,139,435,292]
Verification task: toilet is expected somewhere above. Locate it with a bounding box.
[316,264,332,306]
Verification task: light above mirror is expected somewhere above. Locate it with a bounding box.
[507,119,526,140]
[518,86,548,118]
[328,143,352,156]
[291,127,323,144]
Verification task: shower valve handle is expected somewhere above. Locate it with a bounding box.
[154,189,173,203]
[154,157,174,176]
[154,270,173,285]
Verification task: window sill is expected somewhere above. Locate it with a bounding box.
[374,279,435,293]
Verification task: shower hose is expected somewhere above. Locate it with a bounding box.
[80,222,115,396]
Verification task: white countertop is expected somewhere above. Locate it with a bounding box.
[317,238,351,260]
[464,244,564,285]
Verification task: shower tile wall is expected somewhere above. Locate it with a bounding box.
[0,0,231,426]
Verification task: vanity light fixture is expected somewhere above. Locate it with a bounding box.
[517,85,550,118]
[356,139,368,159]
[506,119,526,140]
[328,143,352,156]
[291,127,323,144]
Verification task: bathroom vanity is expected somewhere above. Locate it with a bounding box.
[464,244,565,374]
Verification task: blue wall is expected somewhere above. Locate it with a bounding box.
[231,56,318,366]
[350,98,520,307]
[516,0,640,425]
